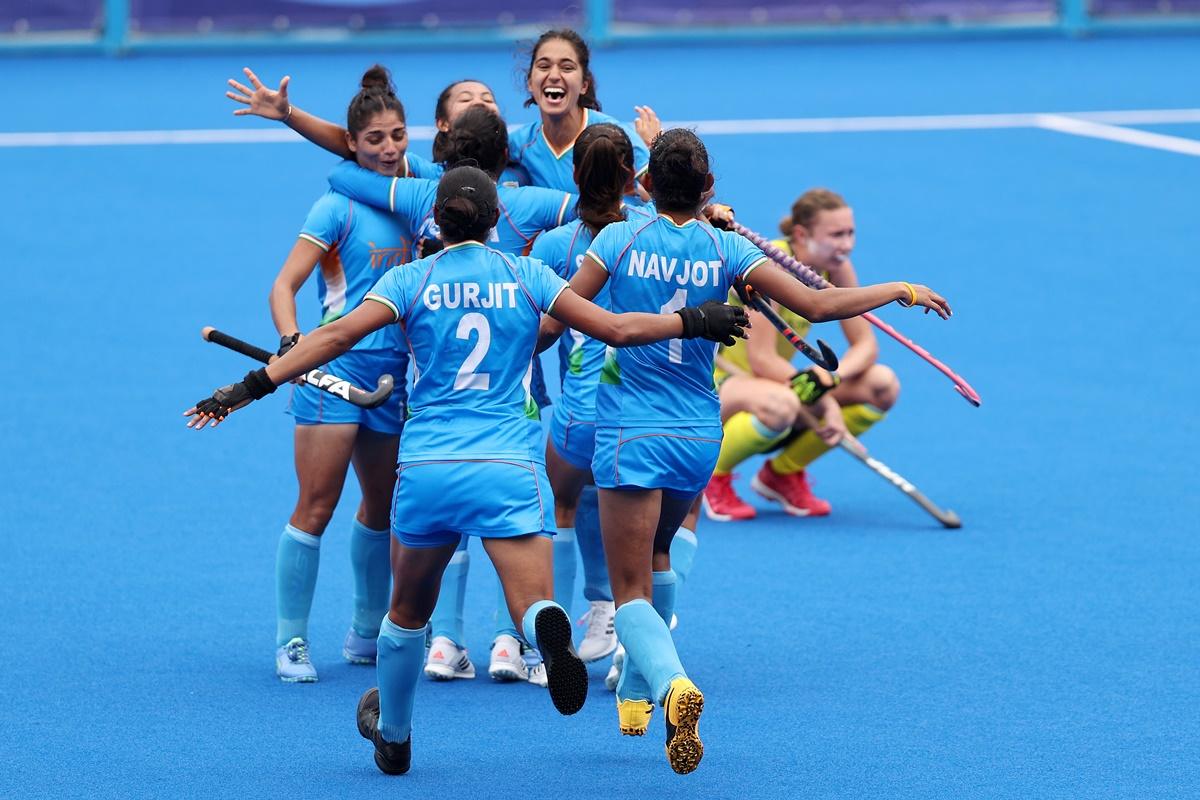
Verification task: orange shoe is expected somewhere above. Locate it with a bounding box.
[751,463,831,517]
[701,473,756,521]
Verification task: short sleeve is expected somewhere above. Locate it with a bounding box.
[522,257,569,313]
[725,229,769,281]
[584,220,623,274]
[364,266,407,322]
[524,186,574,230]
[529,230,568,279]
[298,192,346,252]
[390,178,439,227]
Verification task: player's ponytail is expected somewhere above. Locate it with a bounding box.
[648,128,710,213]
[574,123,632,235]
[439,106,508,179]
[347,64,405,137]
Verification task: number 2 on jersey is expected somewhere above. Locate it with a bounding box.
[455,312,491,390]
[659,288,687,364]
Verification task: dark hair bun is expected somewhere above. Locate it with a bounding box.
[360,64,395,95]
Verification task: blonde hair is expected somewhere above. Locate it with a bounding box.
[778,188,847,237]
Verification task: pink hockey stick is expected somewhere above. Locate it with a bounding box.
[732,222,982,407]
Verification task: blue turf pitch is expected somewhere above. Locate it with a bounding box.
[1,36,1198,799]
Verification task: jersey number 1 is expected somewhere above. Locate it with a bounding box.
[659,288,687,364]
[455,312,491,390]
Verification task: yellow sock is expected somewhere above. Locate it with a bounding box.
[770,404,886,475]
[714,412,788,475]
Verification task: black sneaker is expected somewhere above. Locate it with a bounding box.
[356,687,412,775]
[533,604,589,715]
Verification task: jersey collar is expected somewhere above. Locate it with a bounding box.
[541,108,589,161]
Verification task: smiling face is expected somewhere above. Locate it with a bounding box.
[527,37,588,118]
[436,80,499,133]
[347,109,408,176]
[797,206,856,268]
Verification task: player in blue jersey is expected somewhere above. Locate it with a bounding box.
[538,129,952,773]
[184,165,749,775]
[529,123,650,670]
[508,29,655,193]
[262,66,416,683]
[326,105,580,683]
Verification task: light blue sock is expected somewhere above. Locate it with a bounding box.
[376,617,426,744]
[617,571,678,702]
[276,524,321,647]
[553,527,578,615]
[669,527,698,586]
[494,571,519,640]
[350,520,392,638]
[575,487,612,602]
[520,599,562,648]
[614,599,686,705]
[429,536,469,646]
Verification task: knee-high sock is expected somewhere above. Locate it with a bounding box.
[615,597,685,706]
[376,617,426,744]
[429,536,469,646]
[350,520,392,639]
[616,571,677,702]
[520,599,568,648]
[669,529,697,587]
[276,524,321,646]
[575,486,612,602]
[715,412,789,475]
[553,527,578,615]
[770,404,885,475]
[494,568,519,640]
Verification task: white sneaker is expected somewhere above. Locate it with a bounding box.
[488,634,528,682]
[604,643,625,692]
[524,646,548,688]
[424,636,476,681]
[577,600,617,662]
[275,637,318,683]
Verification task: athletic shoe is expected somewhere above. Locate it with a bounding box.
[604,644,625,692]
[488,634,527,682]
[525,649,548,688]
[751,463,831,517]
[356,687,412,775]
[618,698,654,736]
[534,604,589,715]
[702,473,757,521]
[275,637,317,683]
[663,677,705,774]
[577,600,618,662]
[343,629,377,665]
[424,636,476,681]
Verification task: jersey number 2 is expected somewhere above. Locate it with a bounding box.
[455,312,491,390]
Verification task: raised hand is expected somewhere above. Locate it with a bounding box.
[633,105,661,149]
[226,67,290,121]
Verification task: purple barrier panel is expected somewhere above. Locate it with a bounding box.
[129,0,579,33]
[1091,0,1200,15]
[613,0,1054,25]
[1,0,102,33]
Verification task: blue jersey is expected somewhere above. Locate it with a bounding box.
[507,109,650,192]
[530,205,654,422]
[586,214,768,427]
[407,155,529,188]
[364,241,568,461]
[298,190,412,352]
[328,161,575,256]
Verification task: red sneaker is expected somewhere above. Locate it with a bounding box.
[751,463,831,517]
[701,473,757,521]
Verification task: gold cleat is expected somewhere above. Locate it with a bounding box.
[663,677,704,774]
[617,698,654,736]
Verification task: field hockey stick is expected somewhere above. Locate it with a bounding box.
[734,281,839,371]
[731,222,982,408]
[200,326,395,409]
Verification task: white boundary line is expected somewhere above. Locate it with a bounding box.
[1,108,1198,152]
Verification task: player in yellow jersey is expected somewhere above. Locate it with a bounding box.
[701,188,901,520]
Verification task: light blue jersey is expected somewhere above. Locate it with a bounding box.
[298,190,412,352]
[406,155,529,188]
[328,161,575,256]
[364,241,568,462]
[507,109,650,192]
[530,205,654,422]
[586,214,768,427]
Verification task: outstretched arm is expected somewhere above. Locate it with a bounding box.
[746,261,951,322]
[536,256,609,352]
[226,67,353,159]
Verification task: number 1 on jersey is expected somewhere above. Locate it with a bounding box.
[659,288,687,364]
[455,312,491,390]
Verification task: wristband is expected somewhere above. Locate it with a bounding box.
[243,367,278,400]
[898,282,918,308]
